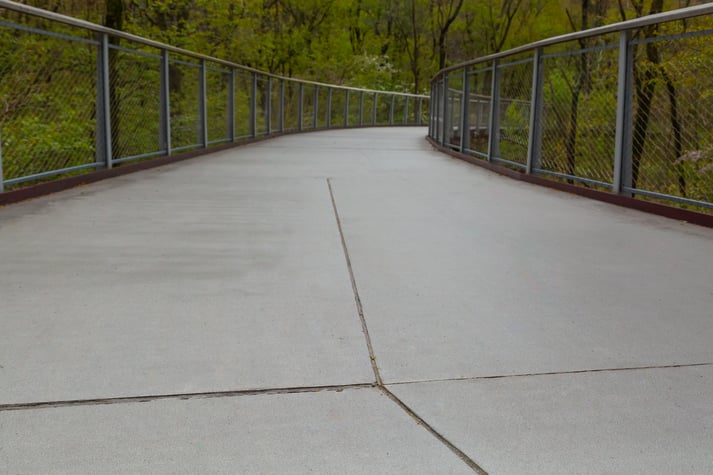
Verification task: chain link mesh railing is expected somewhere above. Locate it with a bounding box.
[429,3,713,214]
[0,16,97,185]
[539,37,619,188]
[0,0,428,192]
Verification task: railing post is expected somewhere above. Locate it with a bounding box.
[404,97,409,125]
[429,83,435,137]
[487,61,501,162]
[359,92,364,126]
[0,131,4,193]
[526,48,543,174]
[250,73,257,137]
[95,33,112,169]
[344,90,350,127]
[228,68,235,142]
[199,59,208,148]
[459,69,471,153]
[313,85,319,128]
[441,75,449,146]
[372,93,378,125]
[326,88,332,128]
[417,97,423,126]
[298,82,304,131]
[613,30,634,194]
[159,49,171,155]
[266,76,272,135]
[278,79,285,133]
[389,94,395,125]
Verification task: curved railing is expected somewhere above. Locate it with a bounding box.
[429,3,713,212]
[0,0,428,192]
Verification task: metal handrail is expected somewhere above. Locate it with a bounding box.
[434,2,713,76]
[0,0,427,98]
[429,4,713,213]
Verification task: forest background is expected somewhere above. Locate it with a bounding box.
[15,0,706,94]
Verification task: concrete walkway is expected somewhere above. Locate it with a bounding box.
[1,128,712,474]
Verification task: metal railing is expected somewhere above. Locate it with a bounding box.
[0,0,428,192]
[430,3,713,212]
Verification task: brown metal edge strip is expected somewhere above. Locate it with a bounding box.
[426,136,713,229]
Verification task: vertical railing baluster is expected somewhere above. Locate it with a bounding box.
[228,68,235,142]
[372,93,378,125]
[526,48,543,174]
[298,82,304,131]
[199,59,208,148]
[613,30,634,195]
[460,68,470,153]
[96,33,112,168]
[417,97,423,126]
[0,131,4,192]
[159,49,171,155]
[359,92,364,126]
[344,90,350,127]
[326,88,332,128]
[266,76,272,135]
[279,79,285,133]
[441,75,449,146]
[487,61,501,162]
[250,73,257,137]
[429,84,435,137]
[313,85,319,129]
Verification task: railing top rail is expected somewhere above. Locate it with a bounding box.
[0,0,428,99]
[434,2,713,78]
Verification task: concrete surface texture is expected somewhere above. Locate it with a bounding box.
[1,127,712,473]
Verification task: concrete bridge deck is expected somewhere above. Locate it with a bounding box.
[1,128,712,473]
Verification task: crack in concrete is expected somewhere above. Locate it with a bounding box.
[327,177,382,386]
[385,362,713,387]
[0,383,376,412]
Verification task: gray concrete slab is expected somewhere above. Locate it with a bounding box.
[0,386,472,474]
[329,158,713,383]
[2,127,713,472]
[0,169,374,404]
[388,366,713,474]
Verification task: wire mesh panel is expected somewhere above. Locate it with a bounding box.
[0,2,429,191]
[427,5,713,213]
[168,55,201,151]
[539,38,618,187]
[445,73,462,149]
[255,76,269,136]
[362,93,375,126]
[315,87,329,128]
[0,19,97,185]
[374,94,390,125]
[628,26,713,206]
[348,92,361,127]
[206,64,230,145]
[282,81,299,132]
[234,71,252,138]
[496,58,532,168]
[329,89,347,127]
[390,95,405,127]
[268,79,281,133]
[466,66,493,158]
[301,85,314,129]
[108,44,161,163]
